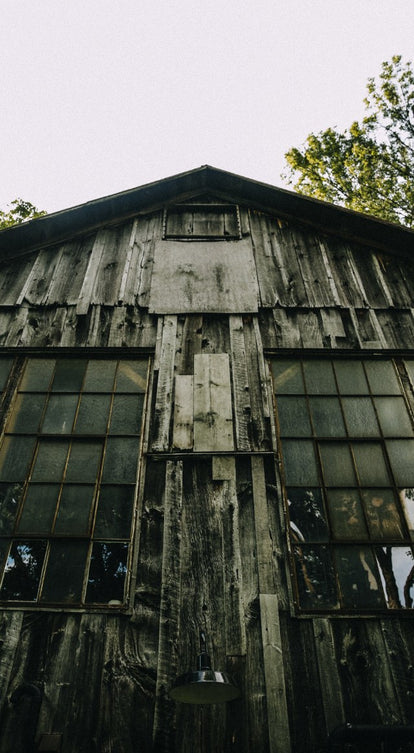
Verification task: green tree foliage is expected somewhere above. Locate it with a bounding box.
[283,56,414,228]
[0,198,46,230]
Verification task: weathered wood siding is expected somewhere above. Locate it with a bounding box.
[0,200,413,753]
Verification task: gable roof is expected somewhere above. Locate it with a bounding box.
[0,165,413,261]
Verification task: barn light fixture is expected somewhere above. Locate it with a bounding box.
[169,632,240,704]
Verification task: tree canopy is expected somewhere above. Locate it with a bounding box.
[282,56,414,228]
[0,198,46,230]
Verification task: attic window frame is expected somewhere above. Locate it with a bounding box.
[162,204,242,241]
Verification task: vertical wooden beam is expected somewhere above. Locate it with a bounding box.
[173,374,193,450]
[260,594,291,753]
[194,353,234,452]
[152,316,177,451]
[313,618,345,735]
[153,461,183,751]
[229,315,251,451]
[76,230,106,315]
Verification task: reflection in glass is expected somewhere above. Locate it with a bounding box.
[276,397,311,437]
[54,485,94,535]
[18,485,59,533]
[335,546,385,609]
[282,441,319,486]
[286,488,328,542]
[386,441,414,486]
[334,361,368,395]
[0,437,36,482]
[375,546,414,609]
[0,540,46,600]
[352,443,390,486]
[42,394,78,434]
[362,489,404,540]
[270,360,304,394]
[365,361,401,395]
[303,360,336,394]
[326,489,367,539]
[342,397,379,437]
[83,360,117,392]
[86,542,128,603]
[309,397,345,437]
[116,361,147,393]
[51,360,86,392]
[375,397,414,437]
[41,540,88,603]
[319,443,356,486]
[400,489,414,538]
[19,359,55,391]
[31,441,69,482]
[94,486,134,538]
[6,393,46,433]
[293,545,338,609]
[0,483,24,534]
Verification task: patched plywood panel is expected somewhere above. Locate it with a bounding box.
[149,238,259,313]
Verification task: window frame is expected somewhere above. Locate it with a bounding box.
[0,349,152,613]
[268,350,414,616]
[162,203,242,240]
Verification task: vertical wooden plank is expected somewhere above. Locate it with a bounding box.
[260,594,291,753]
[173,374,193,450]
[229,315,251,451]
[0,612,23,710]
[313,618,345,734]
[152,315,178,451]
[153,461,183,752]
[243,320,271,450]
[118,219,138,303]
[194,353,234,452]
[251,456,277,595]
[76,230,106,315]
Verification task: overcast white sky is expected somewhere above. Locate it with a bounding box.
[1,0,413,214]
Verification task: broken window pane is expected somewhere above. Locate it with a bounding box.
[86,542,128,604]
[326,489,368,540]
[0,540,47,601]
[335,546,385,609]
[362,489,404,540]
[293,545,338,609]
[0,483,24,534]
[286,488,328,542]
[399,489,414,539]
[375,545,414,609]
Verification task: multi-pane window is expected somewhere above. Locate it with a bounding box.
[0,357,148,607]
[271,357,414,612]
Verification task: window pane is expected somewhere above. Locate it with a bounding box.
[75,394,111,434]
[362,489,404,540]
[41,540,88,603]
[86,542,128,604]
[386,440,414,486]
[271,360,304,394]
[335,546,385,609]
[293,545,338,609]
[116,361,147,393]
[19,360,55,391]
[400,488,414,539]
[334,361,368,394]
[342,397,379,437]
[109,394,144,435]
[319,443,356,486]
[94,486,134,538]
[54,485,95,535]
[51,360,86,392]
[0,483,24,534]
[375,397,414,437]
[0,437,36,481]
[303,360,336,394]
[65,442,103,483]
[31,441,69,482]
[42,394,78,434]
[276,397,311,437]
[366,361,400,395]
[18,485,59,534]
[375,545,414,609]
[286,488,328,542]
[0,358,13,391]
[326,489,368,540]
[6,393,46,433]
[0,540,46,601]
[282,440,319,486]
[309,397,345,437]
[102,438,140,483]
[83,360,117,392]
[352,443,390,486]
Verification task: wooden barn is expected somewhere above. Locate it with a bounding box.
[0,165,413,752]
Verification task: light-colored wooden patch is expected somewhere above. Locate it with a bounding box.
[260,594,291,753]
[149,238,259,313]
[313,618,345,734]
[212,455,235,480]
[76,230,106,315]
[152,316,177,451]
[173,374,193,450]
[194,353,234,452]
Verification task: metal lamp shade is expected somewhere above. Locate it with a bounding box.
[169,669,240,704]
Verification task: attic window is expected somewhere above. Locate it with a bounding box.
[271,357,414,613]
[163,204,241,240]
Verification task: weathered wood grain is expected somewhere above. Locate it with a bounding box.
[152,315,178,451]
[313,618,345,734]
[76,230,107,315]
[194,353,234,452]
[173,375,193,450]
[260,594,291,753]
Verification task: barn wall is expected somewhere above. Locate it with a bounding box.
[0,204,413,753]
